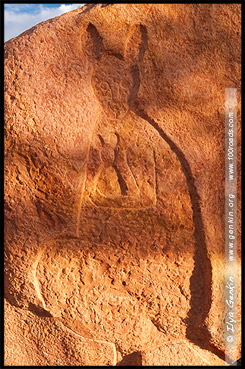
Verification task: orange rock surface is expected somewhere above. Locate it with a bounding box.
[4,3,241,366]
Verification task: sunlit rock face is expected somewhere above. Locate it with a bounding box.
[4,3,241,366]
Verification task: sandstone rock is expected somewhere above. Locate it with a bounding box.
[4,3,241,366]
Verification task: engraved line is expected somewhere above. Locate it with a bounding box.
[137,24,148,63]
[59,322,117,365]
[32,246,48,311]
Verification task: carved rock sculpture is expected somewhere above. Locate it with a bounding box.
[4,3,241,366]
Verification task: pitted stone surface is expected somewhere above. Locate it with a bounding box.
[5,3,241,365]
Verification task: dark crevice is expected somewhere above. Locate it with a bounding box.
[133,104,225,361]
[137,25,148,63]
[28,302,53,317]
[117,351,142,366]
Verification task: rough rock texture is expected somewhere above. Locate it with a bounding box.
[4,3,241,366]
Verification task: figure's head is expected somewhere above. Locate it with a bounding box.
[87,23,148,119]
[91,54,132,119]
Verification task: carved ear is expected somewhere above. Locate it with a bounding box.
[124,24,148,64]
[86,23,104,61]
